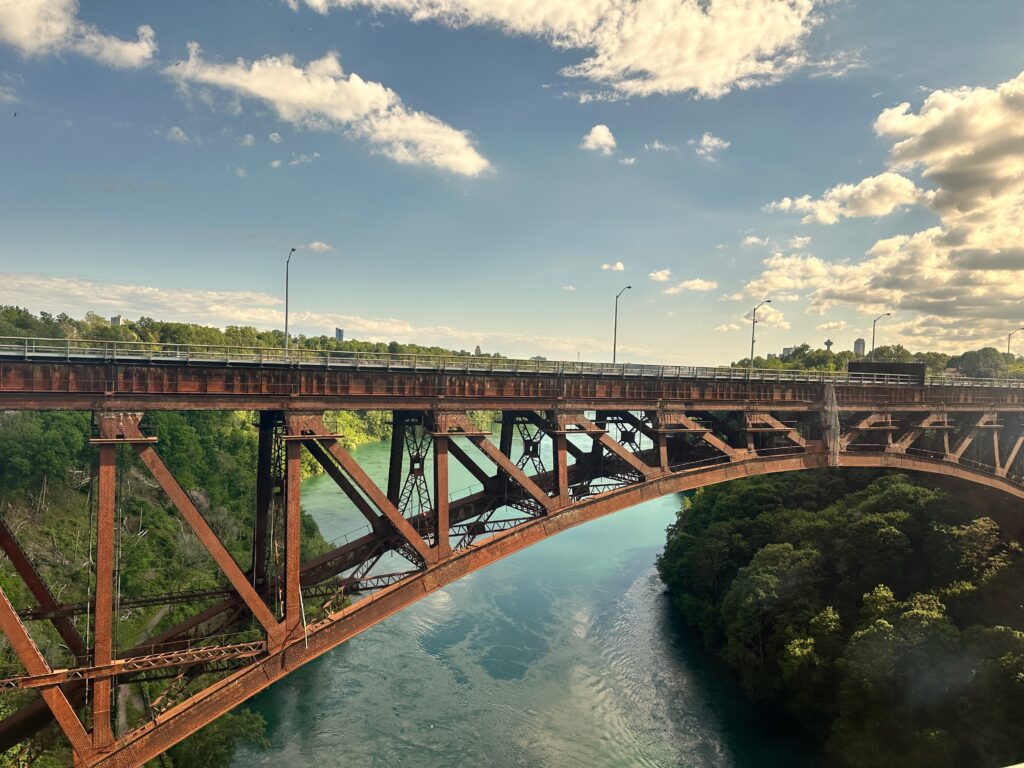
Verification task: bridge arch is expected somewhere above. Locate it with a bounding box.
[76,448,1024,767]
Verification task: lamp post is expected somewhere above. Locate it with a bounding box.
[613,285,631,364]
[871,312,891,360]
[749,298,771,370]
[1009,327,1024,356]
[284,247,296,358]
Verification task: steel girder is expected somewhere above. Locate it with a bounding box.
[1,405,1024,765]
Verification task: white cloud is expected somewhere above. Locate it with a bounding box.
[0,272,661,360]
[580,124,616,155]
[296,0,823,99]
[269,131,283,143]
[768,171,924,224]
[305,241,335,252]
[561,285,576,292]
[742,235,768,247]
[166,125,190,144]
[0,85,13,103]
[240,133,256,147]
[0,0,156,68]
[619,156,636,166]
[816,320,847,331]
[289,152,321,166]
[739,71,1024,350]
[235,166,246,178]
[648,268,671,282]
[743,303,789,329]
[690,132,730,160]
[270,159,283,168]
[789,235,811,249]
[714,323,741,332]
[164,43,490,176]
[644,140,677,152]
[601,261,625,272]
[663,278,718,294]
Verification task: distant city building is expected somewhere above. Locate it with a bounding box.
[824,339,833,351]
[474,345,482,356]
[334,327,344,342]
[782,346,795,359]
[854,338,866,357]
[767,353,778,361]
[110,315,122,327]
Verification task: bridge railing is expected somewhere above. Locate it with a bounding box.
[5,336,1021,388]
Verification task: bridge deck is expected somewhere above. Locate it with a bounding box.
[3,336,1024,411]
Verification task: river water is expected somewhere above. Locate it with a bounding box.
[234,438,818,767]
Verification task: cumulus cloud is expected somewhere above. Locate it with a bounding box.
[166,125,191,144]
[561,285,576,292]
[743,303,789,328]
[817,320,847,331]
[294,0,823,99]
[289,152,320,166]
[0,0,156,68]
[741,70,1024,350]
[305,241,335,252]
[164,43,490,176]
[580,124,616,155]
[663,278,718,294]
[269,131,283,143]
[768,171,924,224]
[644,139,677,152]
[742,235,768,246]
[0,272,661,360]
[270,159,283,168]
[690,132,730,160]
[601,261,625,272]
[619,156,635,166]
[240,133,256,147]
[648,268,671,282]
[789,235,811,249]
[715,323,741,332]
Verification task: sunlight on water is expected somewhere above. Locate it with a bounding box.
[234,439,817,767]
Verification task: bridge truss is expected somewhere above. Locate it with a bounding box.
[2,350,1024,765]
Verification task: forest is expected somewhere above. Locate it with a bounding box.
[658,471,1024,767]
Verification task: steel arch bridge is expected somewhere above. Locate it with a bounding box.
[2,337,1024,766]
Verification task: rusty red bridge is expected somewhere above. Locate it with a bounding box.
[2,337,1024,766]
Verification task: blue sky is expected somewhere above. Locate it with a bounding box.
[2,1,1024,363]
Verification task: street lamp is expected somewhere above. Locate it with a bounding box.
[871,312,891,360]
[1009,327,1024,356]
[284,247,297,358]
[749,298,771,370]
[613,285,631,364]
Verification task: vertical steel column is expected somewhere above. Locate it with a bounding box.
[553,432,569,507]
[387,412,408,507]
[434,436,451,558]
[92,443,116,750]
[498,412,515,494]
[253,411,276,586]
[284,440,302,637]
[590,411,607,476]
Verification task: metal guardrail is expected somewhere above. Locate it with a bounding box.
[1,336,1022,388]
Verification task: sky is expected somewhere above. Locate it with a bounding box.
[1,0,1023,364]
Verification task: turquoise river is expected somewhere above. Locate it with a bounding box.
[233,437,818,767]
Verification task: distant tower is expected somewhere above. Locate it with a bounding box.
[824,339,833,352]
[110,315,122,327]
[334,327,344,342]
[782,346,795,359]
[474,345,482,356]
[854,337,866,357]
